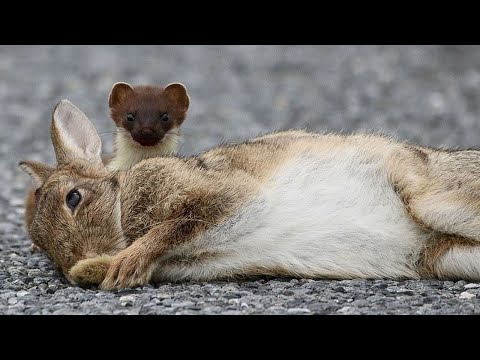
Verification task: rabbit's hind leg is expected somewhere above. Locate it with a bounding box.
[417,233,480,281]
[391,147,480,242]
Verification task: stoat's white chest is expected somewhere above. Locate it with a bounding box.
[108,129,180,171]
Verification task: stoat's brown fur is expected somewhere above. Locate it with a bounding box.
[108,82,189,170]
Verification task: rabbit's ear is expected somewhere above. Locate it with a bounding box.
[50,99,102,166]
[18,160,54,188]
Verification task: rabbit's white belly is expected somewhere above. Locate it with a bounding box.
[153,150,429,281]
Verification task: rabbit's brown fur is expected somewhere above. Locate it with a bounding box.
[20,100,480,289]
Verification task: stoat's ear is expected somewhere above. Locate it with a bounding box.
[109,82,134,108]
[163,83,190,111]
[50,99,102,166]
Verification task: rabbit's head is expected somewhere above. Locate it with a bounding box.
[19,100,127,282]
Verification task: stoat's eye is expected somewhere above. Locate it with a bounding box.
[66,189,82,210]
[160,113,169,122]
[127,113,135,122]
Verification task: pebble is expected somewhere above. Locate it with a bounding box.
[464,283,480,289]
[287,308,311,314]
[8,298,18,305]
[459,292,476,299]
[267,306,287,314]
[228,299,240,306]
[38,283,47,291]
[0,291,16,300]
[156,293,172,299]
[337,306,355,314]
[27,269,42,277]
[119,295,136,306]
[52,309,82,315]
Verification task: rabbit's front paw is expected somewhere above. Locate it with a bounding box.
[100,246,154,290]
[69,255,113,286]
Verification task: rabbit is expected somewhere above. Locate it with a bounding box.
[19,99,480,290]
[23,82,190,250]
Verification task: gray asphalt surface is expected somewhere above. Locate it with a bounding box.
[2,45,480,315]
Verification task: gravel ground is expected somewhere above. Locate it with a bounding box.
[2,45,480,315]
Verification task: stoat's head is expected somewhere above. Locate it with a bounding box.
[109,82,189,147]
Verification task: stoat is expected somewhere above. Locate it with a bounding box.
[106,82,190,170]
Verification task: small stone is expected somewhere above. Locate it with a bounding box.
[267,306,287,314]
[27,269,42,277]
[171,301,195,309]
[228,299,240,306]
[225,310,247,315]
[299,279,314,284]
[38,283,47,290]
[222,285,239,292]
[53,309,82,315]
[464,283,480,289]
[372,283,388,289]
[459,291,476,299]
[337,306,353,314]
[0,291,16,300]
[8,298,18,305]
[287,308,311,314]
[156,293,171,299]
[16,290,29,297]
[119,295,136,306]
[398,290,415,296]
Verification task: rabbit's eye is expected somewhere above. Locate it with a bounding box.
[160,113,169,122]
[127,113,135,122]
[66,190,82,209]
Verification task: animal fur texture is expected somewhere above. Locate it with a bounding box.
[108,82,189,170]
[19,100,480,290]
[23,82,189,242]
